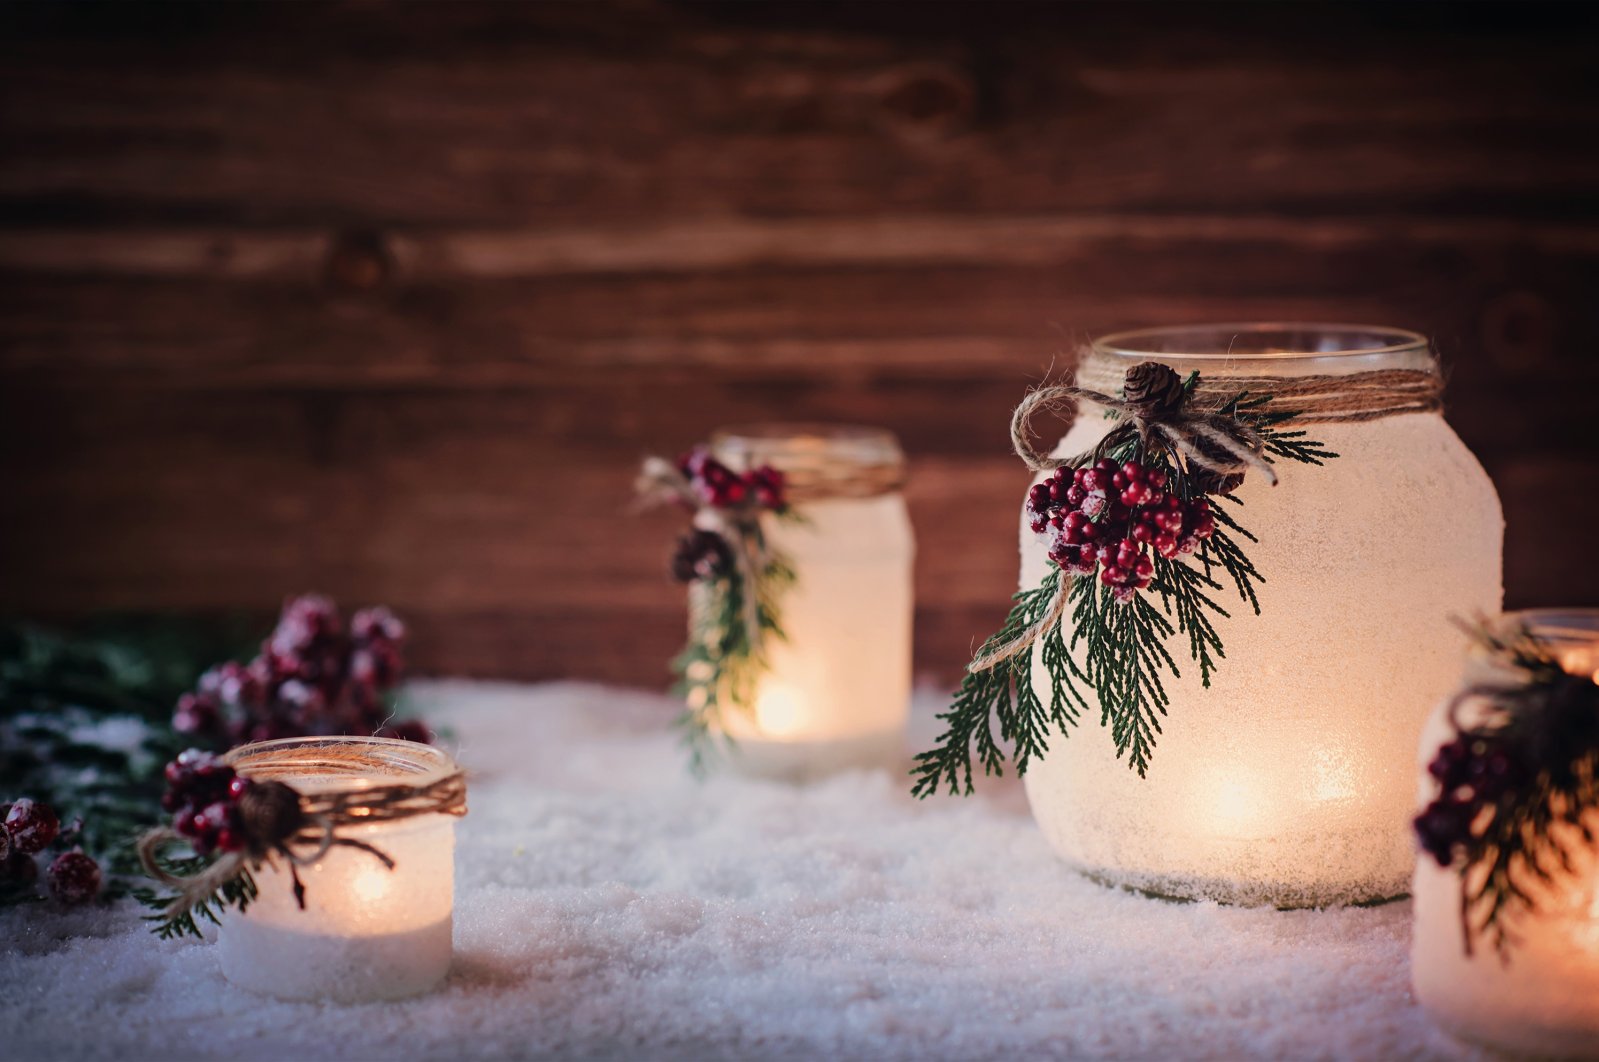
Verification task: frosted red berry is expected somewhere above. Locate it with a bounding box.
[4,798,60,856]
[1025,457,1222,604]
[47,850,101,905]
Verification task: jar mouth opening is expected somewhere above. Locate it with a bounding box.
[712,423,904,471]
[224,735,458,794]
[1093,323,1430,361]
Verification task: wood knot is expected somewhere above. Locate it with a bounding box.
[323,228,396,293]
[872,63,975,139]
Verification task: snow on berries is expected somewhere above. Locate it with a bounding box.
[4,798,61,855]
[676,447,787,514]
[161,749,252,858]
[1026,458,1217,602]
[173,595,427,748]
[47,849,101,905]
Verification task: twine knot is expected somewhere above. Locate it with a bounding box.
[235,780,304,851]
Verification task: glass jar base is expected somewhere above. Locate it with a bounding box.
[1064,860,1409,909]
[725,727,905,783]
[1420,1004,1599,1061]
[218,912,453,1002]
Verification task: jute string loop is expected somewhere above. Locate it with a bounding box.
[138,749,466,919]
[971,350,1444,677]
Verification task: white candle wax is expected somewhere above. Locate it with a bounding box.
[215,739,460,1002]
[712,426,915,779]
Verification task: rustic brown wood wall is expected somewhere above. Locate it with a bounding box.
[2,2,1597,685]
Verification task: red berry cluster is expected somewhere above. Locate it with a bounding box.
[174,595,429,748]
[1026,458,1218,602]
[161,750,254,858]
[679,448,787,511]
[1,798,101,904]
[1414,734,1525,867]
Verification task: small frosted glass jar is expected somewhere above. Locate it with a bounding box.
[709,424,915,779]
[216,736,459,1002]
[1413,610,1599,1058]
[1022,324,1504,906]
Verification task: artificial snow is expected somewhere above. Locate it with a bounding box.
[1,680,1490,1061]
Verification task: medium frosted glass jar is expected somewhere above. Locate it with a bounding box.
[1413,610,1599,1058]
[1022,324,1503,906]
[216,737,459,1002]
[710,424,915,779]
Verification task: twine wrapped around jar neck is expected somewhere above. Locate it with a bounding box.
[1071,348,1444,425]
[712,424,906,504]
[138,738,465,920]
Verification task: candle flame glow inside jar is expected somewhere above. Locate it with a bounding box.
[215,736,460,1002]
[1413,610,1599,1058]
[709,424,915,780]
[1021,324,1504,906]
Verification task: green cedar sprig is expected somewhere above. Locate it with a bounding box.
[914,381,1337,796]
[132,850,260,940]
[673,519,797,773]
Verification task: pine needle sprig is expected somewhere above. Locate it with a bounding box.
[911,570,1084,797]
[133,853,259,940]
[673,533,796,774]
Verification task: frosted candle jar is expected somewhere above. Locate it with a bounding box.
[1022,325,1503,906]
[1413,610,1599,1058]
[711,425,914,780]
[216,737,458,1002]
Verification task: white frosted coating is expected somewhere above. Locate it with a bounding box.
[718,494,915,779]
[0,681,1490,1060]
[1412,668,1599,1056]
[1022,411,1503,905]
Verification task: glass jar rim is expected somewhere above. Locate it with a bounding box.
[224,735,458,795]
[1491,608,1599,648]
[1093,323,1431,361]
[713,423,902,464]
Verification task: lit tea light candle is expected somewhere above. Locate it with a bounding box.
[212,736,465,1002]
[1020,325,1503,906]
[1413,610,1599,1057]
[712,424,915,779]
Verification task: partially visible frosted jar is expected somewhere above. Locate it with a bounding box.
[1022,325,1504,906]
[1413,610,1599,1058]
[216,737,459,1002]
[710,425,914,779]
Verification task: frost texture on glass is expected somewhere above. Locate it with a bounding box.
[1021,412,1504,906]
[1412,649,1599,1057]
[217,814,456,1002]
[718,494,915,780]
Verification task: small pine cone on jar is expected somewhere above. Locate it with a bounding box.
[1121,361,1186,418]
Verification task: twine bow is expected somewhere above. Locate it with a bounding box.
[138,769,467,920]
[1010,364,1280,485]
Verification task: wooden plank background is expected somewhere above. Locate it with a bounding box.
[2,1,1597,685]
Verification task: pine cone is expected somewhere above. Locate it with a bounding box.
[1189,465,1246,497]
[1122,362,1186,417]
[236,780,304,850]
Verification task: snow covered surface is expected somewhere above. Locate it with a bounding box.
[1,680,1488,1061]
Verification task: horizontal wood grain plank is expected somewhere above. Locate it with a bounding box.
[3,5,1598,227]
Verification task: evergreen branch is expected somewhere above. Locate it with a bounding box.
[672,552,794,774]
[133,854,259,940]
[911,570,1078,797]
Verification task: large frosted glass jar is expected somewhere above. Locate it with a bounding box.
[216,736,459,1002]
[1413,610,1599,1058]
[1022,324,1503,906]
[710,424,915,780]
